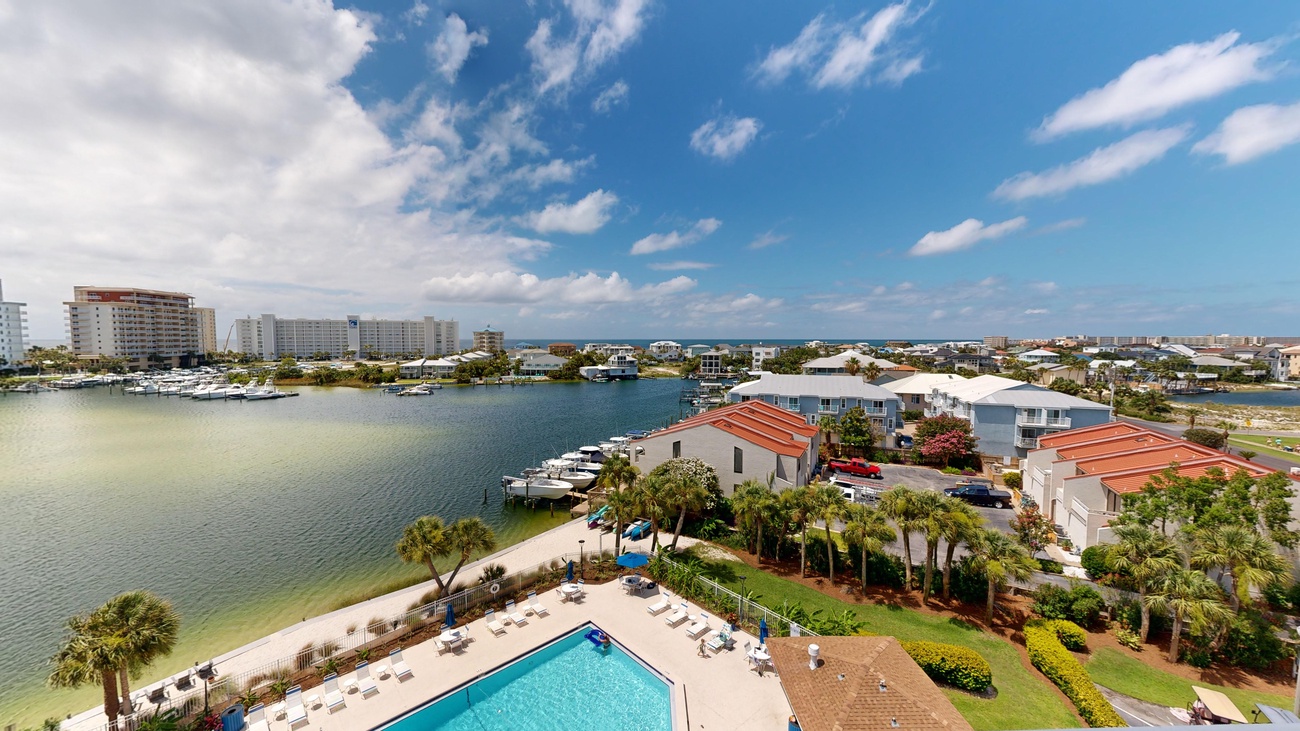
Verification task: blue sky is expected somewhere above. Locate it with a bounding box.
[4,2,1299,341]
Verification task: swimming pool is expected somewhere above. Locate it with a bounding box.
[378,625,673,731]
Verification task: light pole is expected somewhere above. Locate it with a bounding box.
[196,661,216,715]
[738,576,747,627]
[579,539,586,580]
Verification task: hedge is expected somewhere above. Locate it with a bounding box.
[1025,619,1124,727]
[901,640,992,692]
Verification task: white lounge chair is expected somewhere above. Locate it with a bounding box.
[388,648,413,681]
[685,613,710,639]
[646,593,671,615]
[246,704,268,731]
[485,609,507,636]
[355,661,378,698]
[505,600,528,626]
[321,674,345,714]
[663,604,689,627]
[285,686,308,728]
[527,590,549,616]
[705,628,733,653]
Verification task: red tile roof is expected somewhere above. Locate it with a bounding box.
[645,400,816,458]
[1100,457,1270,494]
[1034,421,1145,449]
[1067,443,1219,476]
[1053,432,1175,460]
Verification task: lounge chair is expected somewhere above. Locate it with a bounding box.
[321,674,346,714]
[435,638,451,655]
[705,629,733,653]
[485,609,507,636]
[505,600,528,626]
[246,704,268,731]
[685,613,710,639]
[576,578,586,596]
[355,661,378,698]
[527,591,549,616]
[388,648,413,682]
[646,593,671,615]
[663,604,689,627]
[285,686,308,728]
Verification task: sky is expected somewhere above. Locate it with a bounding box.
[3,1,1300,342]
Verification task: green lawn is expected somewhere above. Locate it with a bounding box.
[1087,647,1291,714]
[693,555,1081,730]
[1229,435,1300,465]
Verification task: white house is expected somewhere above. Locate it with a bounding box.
[517,352,566,376]
[881,373,967,412]
[751,345,781,371]
[579,353,638,380]
[1017,348,1060,364]
[801,350,898,376]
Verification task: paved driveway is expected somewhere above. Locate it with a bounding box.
[873,464,1016,533]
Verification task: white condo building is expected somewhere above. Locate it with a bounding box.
[235,314,459,360]
[0,280,27,369]
[66,286,202,369]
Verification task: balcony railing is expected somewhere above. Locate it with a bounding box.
[817,406,838,414]
[1015,436,1040,449]
[1016,414,1071,428]
[863,407,886,415]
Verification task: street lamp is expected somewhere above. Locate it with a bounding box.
[196,661,216,715]
[738,576,747,626]
[578,539,586,579]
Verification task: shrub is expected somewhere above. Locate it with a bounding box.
[1037,559,1064,574]
[902,409,924,422]
[1114,626,1142,651]
[947,556,989,604]
[479,563,507,584]
[902,640,993,692]
[1025,619,1124,727]
[1031,583,1105,628]
[1218,610,1292,670]
[1079,545,1110,581]
[844,547,906,589]
[941,466,962,475]
[1002,471,1022,490]
[1181,427,1226,450]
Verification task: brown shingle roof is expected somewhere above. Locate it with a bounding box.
[767,636,972,731]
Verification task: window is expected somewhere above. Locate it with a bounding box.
[672,440,681,458]
[734,446,743,473]
[786,396,799,410]
[819,398,834,413]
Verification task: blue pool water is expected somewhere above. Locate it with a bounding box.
[381,626,672,731]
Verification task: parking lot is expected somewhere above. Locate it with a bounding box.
[832,463,1016,535]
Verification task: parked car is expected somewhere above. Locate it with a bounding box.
[943,480,1013,508]
[827,458,882,479]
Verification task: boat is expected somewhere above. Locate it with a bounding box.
[576,446,607,464]
[622,519,649,538]
[587,505,609,528]
[396,383,437,396]
[627,520,652,540]
[14,381,55,392]
[559,452,605,473]
[531,459,596,489]
[501,476,572,500]
[224,385,248,399]
[191,383,228,400]
[244,379,283,400]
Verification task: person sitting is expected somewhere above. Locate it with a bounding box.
[598,631,611,651]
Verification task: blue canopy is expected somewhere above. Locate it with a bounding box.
[444,602,455,629]
[616,552,651,568]
[565,560,574,582]
[759,617,768,644]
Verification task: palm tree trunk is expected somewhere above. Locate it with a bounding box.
[862,546,869,588]
[942,542,957,600]
[901,531,913,590]
[800,523,808,578]
[670,508,688,551]
[824,523,835,583]
[651,518,660,551]
[985,576,997,625]
[756,520,764,563]
[922,542,936,602]
[118,666,133,716]
[1138,590,1151,643]
[614,519,623,556]
[424,559,447,597]
[1168,614,1183,663]
[1228,572,1240,611]
[102,669,121,729]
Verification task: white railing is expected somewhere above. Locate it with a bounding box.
[1015,436,1039,449]
[1046,416,1072,428]
[656,555,818,639]
[863,407,886,415]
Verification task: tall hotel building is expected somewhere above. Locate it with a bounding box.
[65,286,203,369]
[0,280,28,369]
[195,306,218,354]
[235,314,459,360]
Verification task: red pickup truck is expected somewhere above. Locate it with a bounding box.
[827,458,883,479]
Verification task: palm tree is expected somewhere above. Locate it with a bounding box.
[880,486,921,590]
[48,612,128,729]
[862,362,884,382]
[940,500,984,600]
[605,487,638,557]
[967,529,1037,625]
[782,485,817,578]
[844,357,862,376]
[732,480,778,561]
[98,592,180,716]
[1186,407,1202,429]
[666,475,709,551]
[632,475,669,551]
[842,503,896,588]
[1107,524,1181,642]
[442,517,498,593]
[596,453,640,495]
[1191,525,1290,611]
[811,482,847,583]
[1147,569,1233,663]
[912,490,947,602]
[396,516,451,597]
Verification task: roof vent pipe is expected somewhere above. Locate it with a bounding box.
[808,644,820,670]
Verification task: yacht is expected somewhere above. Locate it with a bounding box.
[559,452,605,473]
[224,384,248,400]
[501,476,572,500]
[532,459,596,489]
[190,383,227,400]
[396,383,437,396]
[244,379,282,400]
[14,381,55,393]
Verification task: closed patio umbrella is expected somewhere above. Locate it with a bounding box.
[565,560,574,582]
[759,617,768,645]
[445,602,455,629]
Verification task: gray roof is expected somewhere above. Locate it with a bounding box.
[975,389,1111,410]
[729,373,901,402]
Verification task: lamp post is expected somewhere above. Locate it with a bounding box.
[196,661,216,715]
[579,539,586,579]
[738,576,747,627]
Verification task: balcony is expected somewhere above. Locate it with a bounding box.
[1015,436,1040,449]
[863,406,886,415]
[817,405,838,414]
[1016,413,1071,429]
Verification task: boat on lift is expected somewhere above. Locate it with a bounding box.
[501,476,572,500]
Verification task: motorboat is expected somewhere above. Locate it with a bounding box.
[190,383,227,400]
[129,381,161,395]
[501,476,572,500]
[560,452,605,473]
[537,459,596,489]
[244,379,282,400]
[396,383,437,396]
[224,385,248,399]
[14,381,55,392]
[576,446,607,464]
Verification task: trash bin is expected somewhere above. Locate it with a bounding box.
[221,704,246,731]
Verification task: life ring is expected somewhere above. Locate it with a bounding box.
[489,583,500,594]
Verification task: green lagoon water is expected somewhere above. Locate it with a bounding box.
[0,379,683,727]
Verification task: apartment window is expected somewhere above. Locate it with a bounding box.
[672,440,681,458]
[733,446,744,474]
[786,396,799,410]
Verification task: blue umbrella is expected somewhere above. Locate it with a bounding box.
[565,560,574,582]
[444,602,455,629]
[616,552,650,568]
[759,617,768,645]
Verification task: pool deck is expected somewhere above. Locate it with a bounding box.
[270,579,791,731]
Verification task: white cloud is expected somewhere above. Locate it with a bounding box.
[748,231,788,249]
[422,270,694,304]
[521,189,619,234]
[1029,281,1058,294]
[592,80,630,113]
[1032,217,1087,235]
[909,218,1027,257]
[994,127,1189,201]
[1036,32,1278,139]
[690,115,762,160]
[526,0,650,95]
[1024,308,1050,315]
[755,3,926,90]
[647,260,716,271]
[1193,100,1300,164]
[431,13,488,82]
[630,218,722,255]
[402,1,429,26]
